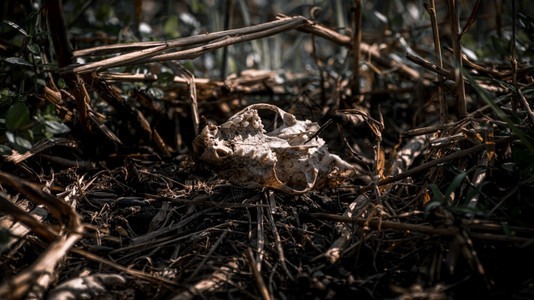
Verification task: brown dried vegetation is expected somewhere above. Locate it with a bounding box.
[1,1,534,299]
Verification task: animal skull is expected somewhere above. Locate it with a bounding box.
[193,103,355,194]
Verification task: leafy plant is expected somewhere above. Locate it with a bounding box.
[427,172,467,208]
[0,11,70,155]
[426,171,488,217]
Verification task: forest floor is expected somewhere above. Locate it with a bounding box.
[1,1,534,299]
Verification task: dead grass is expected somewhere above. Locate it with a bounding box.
[1,1,534,299]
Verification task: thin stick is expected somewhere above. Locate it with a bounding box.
[266,192,293,280]
[406,53,453,80]
[147,195,271,208]
[189,230,228,281]
[510,0,519,112]
[402,124,446,136]
[517,89,534,125]
[70,248,179,289]
[220,0,233,79]
[101,72,214,85]
[310,213,534,243]
[256,200,265,272]
[245,248,272,300]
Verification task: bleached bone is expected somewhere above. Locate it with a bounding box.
[193,103,354,194]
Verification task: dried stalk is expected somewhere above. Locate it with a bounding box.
[4,138,77,164]
[0,170,83,299]
[170,261,238,299]
[424,0,447,124]
[66,16,308,74]
[0,194,58,243]
[86,73,170,156]
[447,0,467,117]
[1,205,49,254]
[406,53,453,80]
[220,0,233,79]
[467,154,488,209]
[73,16,303,57]
[0,233,82,299]
[292,15,421,82]
[518,89,534,125]
[360,136,517,192]
[246,248,272,300]
[165,62,200,136]
[266,191,293,281]
[101,72,214,85]
[71,248,179,289]
[351,0,362,99]
[324,194,369,264]
[256,201,265,272]
[0,172,81,229]
[311,213,534,243]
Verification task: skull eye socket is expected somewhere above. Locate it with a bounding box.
[216,149,228,157]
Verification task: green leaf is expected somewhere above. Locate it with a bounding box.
[444,172,467,201]
[3,20,29,37]
[44,120,70,134]
[0,88,15,98]
[191,1,207,13]
[43,103,56,119]
[0,89,14,110]
[424,201,442,216]
[157,72,175,86]
[5,102,31,130]
[0,227,10,244]
[164,15,180,39]
[501,162,516,172]
[96,4,115,24]
[429,183,445,204]
[27,128,34,140]
[57,78,67,89]
[27,42,40,55]
[147,87,164,99]
[491,36,509,55]
[465,182,489,204]
[462,68,534,153]
[36,78,46,86]
[183,61,195,73]
[491,78,516,92]
[501,223,511,236]
[0,144,13,155]
[449,205,485,216]
[5,131,32,152]
[4,57,33,67]
[40,62,58,69]
[389,13,404,31]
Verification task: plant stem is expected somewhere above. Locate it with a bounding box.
[447,0,467,118]
[424,0,448,124]
[351,0,362,101]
